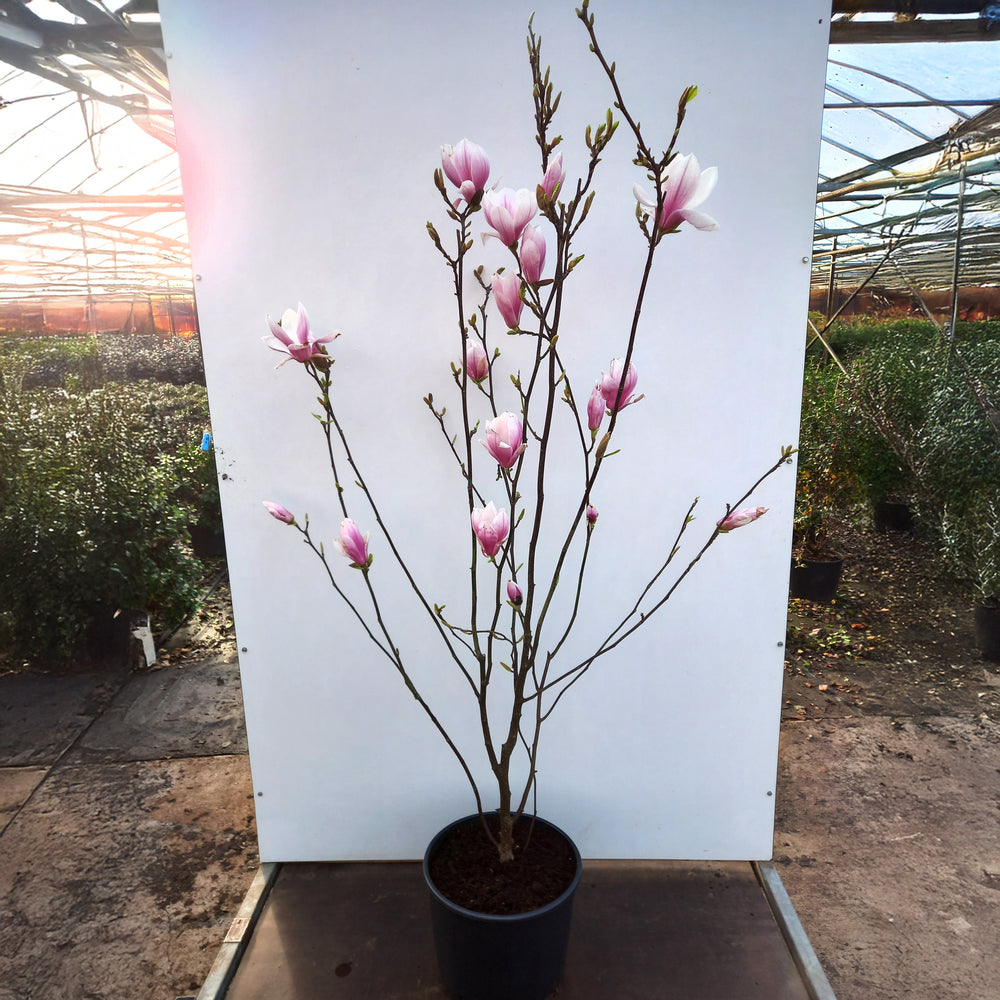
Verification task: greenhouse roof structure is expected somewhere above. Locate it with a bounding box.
[819,3,1000,301]
[0,0,184,316]
[0,0,998,327]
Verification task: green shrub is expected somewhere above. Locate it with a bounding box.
[809,317,1000,365]
[913,342,1000,600]
[809,318,938,363]
[940,489,1000,605]
[820,330,1000,598]
[0,336,103,390]
[794,362,861,557]
[172,440,224,533]
[913,341,1000,507]
[0,333,205,388]
[0,362,208,666]
[836,337,936,507]
[96,334,206,386]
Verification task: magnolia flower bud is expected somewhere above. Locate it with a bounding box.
[465,341,489,383]
[441,139,490,205]
[263,501,294,524]
[491,271,524,330]
[587,385,605,432]
[599,359,639,412]
[540,152,565,200]
[471,502,510,559]
[717,506,768,533]
[586,504,599,526]
[483,411,526,469]
[519,225,546,285]
[482,187,537,247]
[507,580,523,606]
[335,517,371,566]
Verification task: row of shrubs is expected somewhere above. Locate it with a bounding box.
[0,341,221,667]
[796,318,1000,604]
[0,333,207,389]
[8,318,996,664]
[805,317,1000,363]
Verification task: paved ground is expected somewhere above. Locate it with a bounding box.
[1,587,997,999]
[0,625,257,1000]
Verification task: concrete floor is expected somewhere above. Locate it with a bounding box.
[0,648,258,1000]
[2,632,997,999]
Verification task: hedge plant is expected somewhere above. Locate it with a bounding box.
[837,336,935,508]
[793,361,861,559]
[0,333,205,389]
[809,325,1000,602]
[0,361,211,666]
[913,341,1000,602]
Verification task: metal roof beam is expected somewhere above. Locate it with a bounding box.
[832,1,982,12]
[831,20,997,43]
[825,99,998,109]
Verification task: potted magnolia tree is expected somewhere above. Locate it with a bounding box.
[261,5,792,998]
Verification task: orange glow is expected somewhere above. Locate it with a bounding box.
[0,295,198,337]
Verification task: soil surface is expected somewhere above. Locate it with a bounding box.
[428,814,579,914]
[775,518,1000,1000]
[782,519,1000,723]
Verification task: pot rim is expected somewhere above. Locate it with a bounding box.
[790,554,845,567]
[422,811,583,923]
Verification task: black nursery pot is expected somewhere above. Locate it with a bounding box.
[789,557,844,604]
[974,604,1000,662]
[873,501,914,533]
[423,814,583,1000]
[187,522,227,558]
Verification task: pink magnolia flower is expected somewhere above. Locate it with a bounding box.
[334,517,371,566]
[587,385,605,432]
[441,139,490,204]
[540,152,565,200]
[483,411,526,468]
[465,341,489,384]
[586,504,599,526]
[633,152,719,234]
[263,501,294,525]
[482,188,537,247]
[491,271,524,330]
[263,302,338,364]
[519,225,546,285]
[507,580,523,606]
[598,359,639,412]
[471,502,510,559]
[717,506,768,533]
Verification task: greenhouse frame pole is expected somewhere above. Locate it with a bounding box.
[948,162,966,346]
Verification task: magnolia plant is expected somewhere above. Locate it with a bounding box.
[261,3,792,863]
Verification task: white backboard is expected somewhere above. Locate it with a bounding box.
[160,0,829,861]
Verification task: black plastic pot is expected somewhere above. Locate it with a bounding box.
[790,557,844,604]
[423,814,582,1000]
[974,604,1000,662]
[187,522,226,558]
[873,501,914,533]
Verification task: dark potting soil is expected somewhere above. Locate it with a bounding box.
[427,814,578,916]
